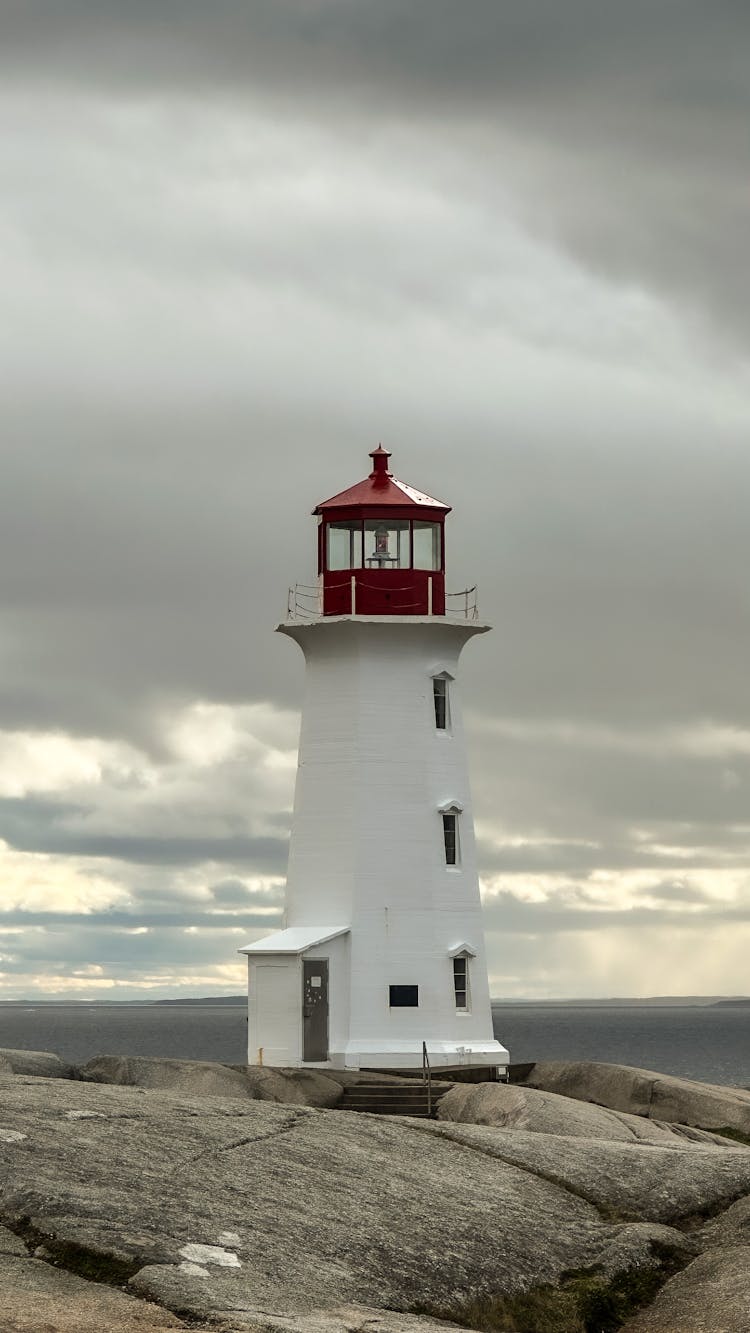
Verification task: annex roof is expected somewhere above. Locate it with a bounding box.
[314,446,450,514]
[238,926,350,956]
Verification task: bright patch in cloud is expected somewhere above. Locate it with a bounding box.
[0,842,130,914]
[0,730,149,798]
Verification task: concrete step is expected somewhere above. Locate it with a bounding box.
[339,1082,448,1118]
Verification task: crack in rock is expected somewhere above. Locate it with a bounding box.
[185,1115,303,1169]
[410,1121,608,1214]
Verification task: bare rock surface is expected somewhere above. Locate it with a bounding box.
[0,1223,26,1256]
[515,1060,750,1134]
[0,1251,187,1333]
[81,1055,344,1106]
[420,1119,750,1222]
[240,1306,477,1332]
[438,1082,732,1145]
[701,1193,750,1248]
[0,1047,73,1079]
[620,1246,750,1333]
[2,1074,750,1330]
[0,1076,603,1318]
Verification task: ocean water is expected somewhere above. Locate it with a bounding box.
[0,1004,249,1069]
[1,1002,749,1086]
[492,1004,750,1088]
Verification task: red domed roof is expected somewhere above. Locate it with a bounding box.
[313,446,451,514]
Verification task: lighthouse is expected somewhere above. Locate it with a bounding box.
[240,447,508,1075]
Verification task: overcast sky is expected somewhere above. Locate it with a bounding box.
[1,2,749,1000]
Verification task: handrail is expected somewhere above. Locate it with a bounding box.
[286,580,480,621]
[445,585,479,621]
[422,1040,432,1117]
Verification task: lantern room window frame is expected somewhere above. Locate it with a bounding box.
[320,515,445,575]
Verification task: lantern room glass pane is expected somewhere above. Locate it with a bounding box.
[327,522,363,570]
[413,521,441,570]
[364,520,409,568]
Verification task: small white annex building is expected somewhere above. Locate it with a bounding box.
[240,447,509,1075]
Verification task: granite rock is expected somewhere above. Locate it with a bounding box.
[438,1082,732,1145]
[0,1224,27,1256]
[0,1252,187,1332]
[0,1073,714,1327]
[420,1120,750,1223]
[2,1073,750,1331]
[225,1311,482,1333]
[0,1047,73,1079]
[81,1055,344,1106]
[515,1061,750,1134]
[620,1246,750,1333]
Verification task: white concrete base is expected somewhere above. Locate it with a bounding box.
[343,1038,509,1071]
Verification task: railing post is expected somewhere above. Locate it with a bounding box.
[422,1040,432,1117]
[464,588,469,619]
[427,575,433,617]
[350,575,356,615]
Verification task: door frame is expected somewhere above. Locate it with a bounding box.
[302,957,329,1062]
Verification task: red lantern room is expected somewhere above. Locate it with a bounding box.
[314,447,450,616]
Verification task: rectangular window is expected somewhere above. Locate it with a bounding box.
[453,956,469,1011]
[389,984,419,1007]
[327,522,363,571]
[442,812,459,866]
[364,520,410,568]
[433,677,448,730]
[413,521,441,570]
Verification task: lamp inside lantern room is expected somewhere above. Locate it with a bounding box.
[368,524,395,567]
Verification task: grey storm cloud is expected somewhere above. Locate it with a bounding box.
[0,910,282,930]
[0,924,258,974]
[3,2,749,343]
[1,3,749,997]
[0,797,288,869]
[482,885,747,937]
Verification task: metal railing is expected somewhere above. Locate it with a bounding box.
[445,586,479,620]
[286,580,479,621]
[286,583,323,619]
[422,1041,432,1118]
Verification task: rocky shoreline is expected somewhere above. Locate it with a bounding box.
[2,1049,750,1331]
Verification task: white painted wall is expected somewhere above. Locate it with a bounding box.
[276,616,507,1069]
[247,958,300,1066]
[245,929,351,1067]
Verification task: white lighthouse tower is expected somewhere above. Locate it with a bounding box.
[240,447,508,1075]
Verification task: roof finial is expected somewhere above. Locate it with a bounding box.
[369,444,392,484]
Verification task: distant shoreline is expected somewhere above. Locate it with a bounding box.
[1,994,748,1008]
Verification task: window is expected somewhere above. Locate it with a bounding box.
[389,984,419,1007]
[433,676,449,730]
[442,811,459,865]
[327,522,363,571]
[364,520,410,568]
[453,955,469,1011]
[412,521,441,570]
